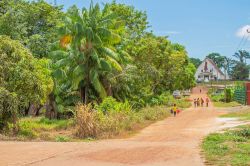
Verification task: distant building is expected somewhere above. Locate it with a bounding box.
[195,58,226,82]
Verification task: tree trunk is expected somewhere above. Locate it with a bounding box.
[45,93,57,119]
[84,83,89,104]
[28,103,41,116]
[80,86,85,103]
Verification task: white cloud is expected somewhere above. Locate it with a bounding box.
[236,25,250,39]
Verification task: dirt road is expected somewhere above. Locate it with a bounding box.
[0,87,232,166]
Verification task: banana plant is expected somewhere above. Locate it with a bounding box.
[52,3,124,104]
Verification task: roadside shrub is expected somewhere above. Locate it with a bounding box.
[225,88,232,103]
[0,87,18,132]
[211,93,224,102]
[148,92,172,106]
[95,97,132,114]
[74,102,170,139]
[74,104,98,138]
[146,92,191,108]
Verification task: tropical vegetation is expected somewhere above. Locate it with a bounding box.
[0,0,195,139]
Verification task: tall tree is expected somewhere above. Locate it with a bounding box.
[231,63,249,80]
[189,57,202,68]
[206,53,225,68]
[52,3,125,104]
[0,35,53,115]
[233,50,250,63]
[222,57,234,79]
[231,50,250,80]
[0,0,63,58]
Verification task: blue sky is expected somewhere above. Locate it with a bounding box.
[45,0,250,59]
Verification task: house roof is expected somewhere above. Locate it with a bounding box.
[199,58,225,76]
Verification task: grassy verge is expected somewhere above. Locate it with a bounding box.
[5,117,74,141]
[213,101,242,108]
[202,108,250,166]
[220,109,250,120]
[202,125,250,166]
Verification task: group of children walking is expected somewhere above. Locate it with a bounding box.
[194,97,209,107]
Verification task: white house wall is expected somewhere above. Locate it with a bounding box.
[195,59,226,80]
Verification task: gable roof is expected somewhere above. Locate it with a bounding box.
[199,58,225,76]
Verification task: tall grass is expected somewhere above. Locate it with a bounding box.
[74,104,170,139]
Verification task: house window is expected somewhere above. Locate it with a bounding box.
[201,70,203,72]
[210,69,212,72]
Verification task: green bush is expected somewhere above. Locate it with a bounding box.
[0,87,18,132]
[225,88,232,103]
[211,93,224,102]
[95,97,132,114]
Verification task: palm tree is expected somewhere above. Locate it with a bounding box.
[53,3,124,104]
[233,50,250,63]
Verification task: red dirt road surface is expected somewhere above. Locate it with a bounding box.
[0,87,228,166]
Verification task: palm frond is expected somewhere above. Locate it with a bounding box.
[106,56,122,72]
[53,68,67,80]
[100,58,111,71]
[101,47,119,60]
[49,50,68,60]
[90,69,107,98]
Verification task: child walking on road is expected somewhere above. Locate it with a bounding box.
[197,98,200,107]
[194,98,197,107]
[206,98,209,107]
[172,104,177,117]
[201,98,204,107]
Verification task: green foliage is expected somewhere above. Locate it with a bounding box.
[225,88,232,103]
[0,36,53,130]
[211,94,224,102]
[231,62,249,80]
[202,125,250,166]
[0,87,18,132]
[0,0,63,58]
[213,101,241,108]
[0,36,53,108]
[52,3,125,104]
[206,52,225,69]
[204,111,250,165]
[189,57,202,68]
[0,0,196,138]
[95,97,131,114]
[17,117,73,140]
[55,136,71,142]
[233,50,250,63]
[221,109,250,120]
